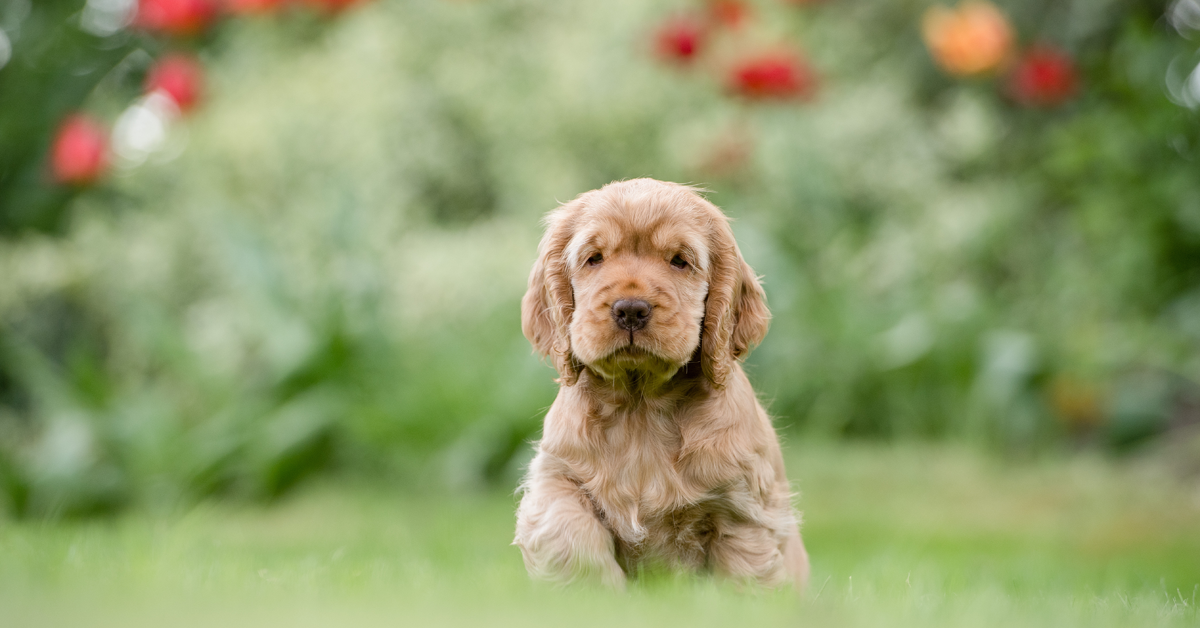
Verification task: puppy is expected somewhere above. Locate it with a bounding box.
[514,179,809,590]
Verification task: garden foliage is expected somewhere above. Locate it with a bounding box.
[0,0,1198,516]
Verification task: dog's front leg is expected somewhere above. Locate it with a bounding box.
[707,520,791,589]
[514,454,625,589]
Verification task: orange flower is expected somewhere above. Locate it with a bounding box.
[921,1,1014,77]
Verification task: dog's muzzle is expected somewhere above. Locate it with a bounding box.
[612,299,652,332]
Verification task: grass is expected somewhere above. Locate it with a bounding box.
[1,441,1198,627]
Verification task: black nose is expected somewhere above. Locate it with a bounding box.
[612,299,652,332]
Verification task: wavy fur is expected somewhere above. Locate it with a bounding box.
[516,179,809,590]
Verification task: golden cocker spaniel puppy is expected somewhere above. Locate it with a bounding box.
[514,179,810,590]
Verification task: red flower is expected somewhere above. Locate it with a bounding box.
[50,115,110,186]
[135,0,219,36]
[655,16,707,64]
[708,0,751,29]
[224,0,288,14]
[145,54,205,112]
[1006,45,1079,107]
[728,51,818,101]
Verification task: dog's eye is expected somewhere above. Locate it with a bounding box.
[670,255,688,269]
[587,253,603,266]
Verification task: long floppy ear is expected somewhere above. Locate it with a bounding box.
[521,201,584,385]
[701,221,771,389]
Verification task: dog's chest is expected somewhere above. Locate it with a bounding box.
[579,407,743,564]
[589,412,688,509]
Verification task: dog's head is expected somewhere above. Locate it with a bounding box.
[522,179,769,388]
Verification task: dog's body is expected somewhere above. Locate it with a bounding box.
[515,179,809,589]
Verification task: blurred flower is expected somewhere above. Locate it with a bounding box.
[707,0,751,29]
[727,50,818,101]
[655,16,707,64]
[1005,45,1079,108]
[921,1,1013,77]
[225,0,289,14]
[145,54,205,112]
[135,0,219,36]
[50,115,110,186]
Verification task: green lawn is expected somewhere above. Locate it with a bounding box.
[2,442,1198,628]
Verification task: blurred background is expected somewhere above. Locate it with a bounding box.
[2,0,1200,520]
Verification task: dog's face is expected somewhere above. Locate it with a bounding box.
[523,179,770,388]
[564,197,712,381]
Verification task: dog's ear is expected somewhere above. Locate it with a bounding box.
[701,220,770,389]
[522,200,584,385]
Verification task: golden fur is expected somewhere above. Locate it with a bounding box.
[515,179,810,590]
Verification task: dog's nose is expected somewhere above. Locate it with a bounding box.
[612,299,652,332]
